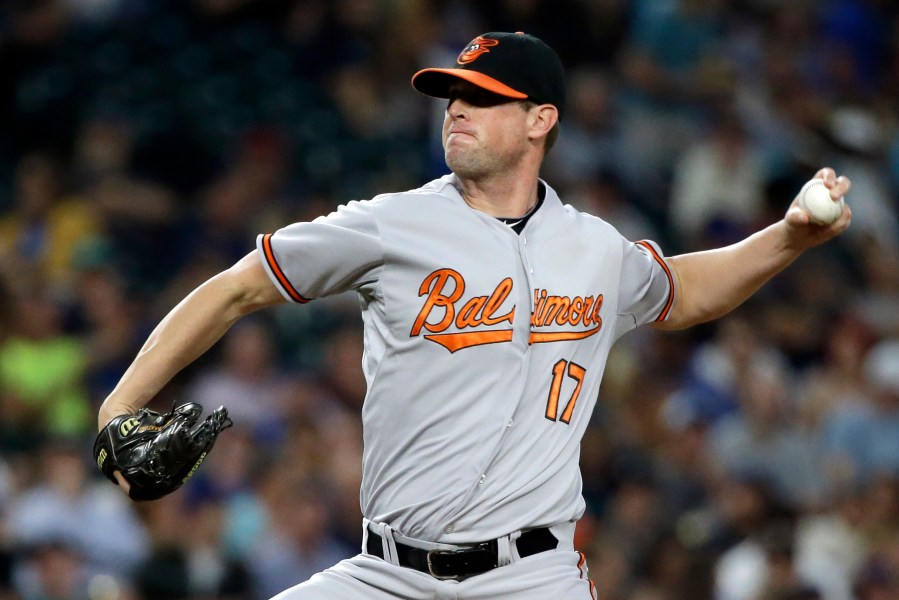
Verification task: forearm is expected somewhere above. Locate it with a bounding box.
[98,253,283,427]
[659,220,800,329]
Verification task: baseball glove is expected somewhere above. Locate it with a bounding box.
[93,402,232,501]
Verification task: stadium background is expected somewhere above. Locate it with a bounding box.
[0,1,898,599]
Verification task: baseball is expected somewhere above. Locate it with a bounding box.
[798,179,844,225]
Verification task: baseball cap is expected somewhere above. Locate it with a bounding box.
[412,32,566,119]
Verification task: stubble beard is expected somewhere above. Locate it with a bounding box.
[445,143,524,182]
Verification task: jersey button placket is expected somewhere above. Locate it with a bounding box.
[519,236,534,276]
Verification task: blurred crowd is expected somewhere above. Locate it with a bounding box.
[0,0,898,599]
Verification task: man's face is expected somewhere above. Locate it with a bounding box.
[442,80,532,180]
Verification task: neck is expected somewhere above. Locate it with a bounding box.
[456,171,541,218]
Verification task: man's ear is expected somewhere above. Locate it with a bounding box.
[528,104,558,142]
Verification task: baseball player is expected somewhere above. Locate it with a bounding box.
[98,32,852,599]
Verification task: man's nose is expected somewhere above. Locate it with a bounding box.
[447,98,470,118]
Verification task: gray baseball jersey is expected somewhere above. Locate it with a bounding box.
[257,174,673,545]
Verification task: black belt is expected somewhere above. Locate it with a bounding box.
[366,526,558,580]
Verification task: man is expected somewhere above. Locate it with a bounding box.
[98,32,851,599]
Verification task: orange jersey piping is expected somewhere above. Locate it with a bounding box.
[261,233,310,304]
[635,240,674,322]
[578,551,598,599]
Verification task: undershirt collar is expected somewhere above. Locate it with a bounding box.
[497,182,546,234]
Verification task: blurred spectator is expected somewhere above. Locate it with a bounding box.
[822,339,899,489]
[654,403,715,526]
[856,475,899,552]
[706,354,827,510]
[246,474,354,600]
[6,438,149,579]
[794,488,868,600]
[616,0,730,197]
[134,495,248,600]
[13,538,139,599]
[186,129,291,270]
[753,521,823,600]
[635,532,713,600]
[588,534,635,600]
[663,313,785,426]
[853,554,899,600]
[596,465,664,573]
[218,409,362,561]
[0,153,99,295]
[184,426,258,509]
[851,240,899,339]
[759,249,856,369]
[0,286,91,447]
[669,111,768,249]
[68,115,183,293]
[711,477,796,600]
[818,0,892,95]
[543,67,623,190]
[183,499,250,599]
[0,471,12,598]
[796,312,875,436]
[11,540,89,600]
[185,317,293,443]
[71,252,152,404]
[315,321,367,412]
[821,105,898,249]
[564,171,662,245]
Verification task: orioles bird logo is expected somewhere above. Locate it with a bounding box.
[457,36,499,64]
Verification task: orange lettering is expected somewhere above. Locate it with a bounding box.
[532,289,547,326]
[411,269,465,336]
[482,278,515,326]
[592,294,603,326]
[528,289,605,344]
[411,270,516,351]
[581,296,595,326]
[554,297,572,326]
[542,297,567,325]
[456,296,487,328]
[568,298,583,325]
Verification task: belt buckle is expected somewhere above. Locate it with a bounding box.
[426,543,495,581]
[426,549,459,581]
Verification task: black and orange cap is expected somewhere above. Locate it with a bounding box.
[412,32,566,120]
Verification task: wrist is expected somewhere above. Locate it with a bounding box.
[774,219,807,257]
[98,400,136,431]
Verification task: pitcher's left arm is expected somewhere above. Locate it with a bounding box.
[654,168,851,331]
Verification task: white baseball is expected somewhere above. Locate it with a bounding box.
[798,179,844,225]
